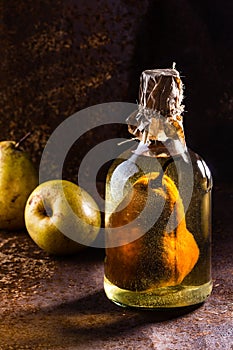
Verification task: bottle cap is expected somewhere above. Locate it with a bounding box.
[127,67,185,144]
[139,68,184,116]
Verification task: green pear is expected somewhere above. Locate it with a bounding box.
[24,180,101,255]
[0,140,38,230]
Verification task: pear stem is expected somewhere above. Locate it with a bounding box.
[15,132,31,149]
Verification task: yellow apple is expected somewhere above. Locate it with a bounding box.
[24,180,101,255]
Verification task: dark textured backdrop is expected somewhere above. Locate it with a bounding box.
[0,0,232,184]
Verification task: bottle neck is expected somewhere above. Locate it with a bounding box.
[128,107,187,158]
[133,139,187,159]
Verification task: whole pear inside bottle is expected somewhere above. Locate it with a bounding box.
[104,67,212,308]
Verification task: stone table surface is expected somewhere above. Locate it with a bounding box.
[0,183,232,350]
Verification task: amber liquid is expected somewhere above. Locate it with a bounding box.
[104,145,212,308]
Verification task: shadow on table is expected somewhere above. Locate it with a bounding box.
[2,289,203,349]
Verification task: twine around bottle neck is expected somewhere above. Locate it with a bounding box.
[127,105,185,143]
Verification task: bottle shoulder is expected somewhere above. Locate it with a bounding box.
[106,144,213,193]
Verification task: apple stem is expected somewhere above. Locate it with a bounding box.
[15,132,31,149]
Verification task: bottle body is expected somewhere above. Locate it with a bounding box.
[104,142,212,308]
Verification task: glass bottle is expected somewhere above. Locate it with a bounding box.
[104,68,212,308]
